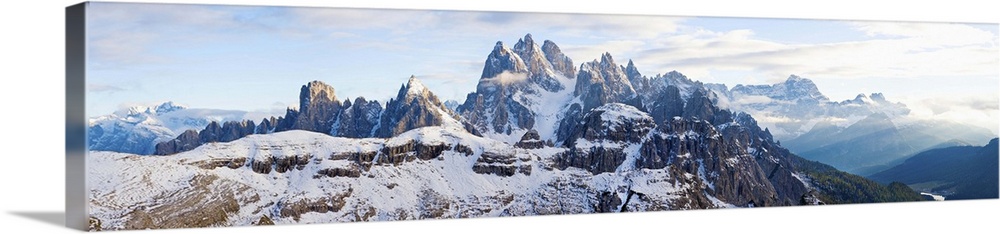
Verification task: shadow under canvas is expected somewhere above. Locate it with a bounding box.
[9,211,65,228]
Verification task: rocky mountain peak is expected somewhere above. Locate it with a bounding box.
[783,75,824,99]
[481,41,528,80]
[623,59,647,93]
[376,77,452,138]
[731,75,827,103]
[512,33,536,52]
[493,41,505,51]
[459,34,579,137]
[153,101,186,114]
[403,75,429,100]
[786,74,805,82]
[625,59,638,72]
[115,101,188,117]
[870,93,887,102]
[600,52,615,66]
[511,33,566,92]
[664,70,686,79]
[293,80,342,135]
[301,80,337,104]
[541,39,576,77]
[575,52,637,110]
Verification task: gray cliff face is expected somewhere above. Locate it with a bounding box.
[648,85,684,124]
[332,97,383,138]
[153,129,201,156]
[553,103,809,207]
[541,40,576,79]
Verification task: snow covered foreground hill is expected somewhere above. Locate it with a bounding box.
[89,122,775,230]
[88,102,918,230]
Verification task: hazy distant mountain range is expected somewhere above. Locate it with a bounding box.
[870,138,998,200]
[87,102,264,155]
[698,74,995,175]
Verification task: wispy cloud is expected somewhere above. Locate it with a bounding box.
[87,84,126,93]
[287,8,685,41]
[618,21,998,81]
[898,94,999,133]
[86,3,287,68]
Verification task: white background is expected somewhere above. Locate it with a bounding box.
[1,0,997,233]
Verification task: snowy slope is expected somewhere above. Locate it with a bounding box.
[88,126,725,230]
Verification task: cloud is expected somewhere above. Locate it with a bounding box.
[86,3,287,68]
[732,95,783,105]
[288,8,684,40]
[898,94,999,134]
[852,21,998,48]
[562,40,647,63]
[601,21,999,82]
[87,84,126,93]
[478,71,529,86]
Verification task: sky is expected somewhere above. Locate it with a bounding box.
[84,2,999,133]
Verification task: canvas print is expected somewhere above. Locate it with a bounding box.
[72,1,999,231]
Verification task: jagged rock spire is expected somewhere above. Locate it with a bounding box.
[376,76,451,138]
[481,41,528,80]
[293,80,342,134]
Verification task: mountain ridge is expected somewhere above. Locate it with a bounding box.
[869,138,999,200]
[87,33,928,230]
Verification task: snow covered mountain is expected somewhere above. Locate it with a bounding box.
[709,75,994,176]
[457,34,579,143]
[710,75,910,140]
[87,34,926,231]
[87,102,258,155]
